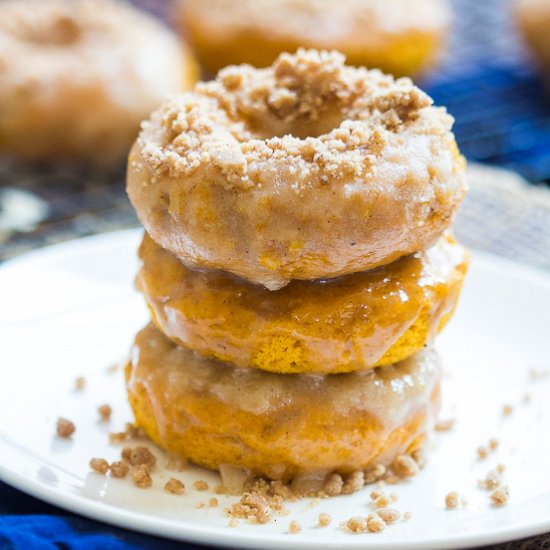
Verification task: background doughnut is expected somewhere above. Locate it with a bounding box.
[0,0,198,168]
[176,0,450,77]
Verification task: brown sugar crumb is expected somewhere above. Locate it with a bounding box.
[109,460,129,479]
[403,511,412,521]
[109,431,128,445]
[193,480,209,491]
[341,471,365,495]
[126,447,157,469]
[390,492,399,502]
[132,464,152,488]
[105,363,119,374]
[479,470,501,490]
[370,490,381,500]
[98,404,112,422]
[477,446,489,460]
[227,492,273,524]
[215,484,228,495]
[109,423,143,444]
[318,512,331,527]
[89,458,109,475]
[490,487,509,506]
[377,508,401,524]
[289,520,301,534]
[489,438,499,451]
[435,418,455,432]
[56,417,75,438]
[164,477,185,495]
[228,518,239,528]
[502,404,513,416]
[445,491,460,509]
[373,495,391,509]
[197,502,206,509]
[345,517,369,533]
[209,497,219,507]
[364,464,386,484]
[74,376,86,391]
[165,456,188,472]
[322,473,343,496]
[392,455,419,478]
[496,463,506,474]
[366,513,386,533]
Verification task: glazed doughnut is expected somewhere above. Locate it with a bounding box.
[0,0,198,168]
[127,49,466,290]
[516,0,550,74]
[176,0,450,77]
[126,323,441,480]
[137,233,468,374]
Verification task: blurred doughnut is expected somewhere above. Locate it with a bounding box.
[0,0,198,168]
[516,0,550,74]
[127,49,466,290]
[176,0,450,77]
[126,323,441,480]
[137,233,468,374]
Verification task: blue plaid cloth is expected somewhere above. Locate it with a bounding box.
[0,481,201,550]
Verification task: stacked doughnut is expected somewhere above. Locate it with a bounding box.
[125,50,468,484]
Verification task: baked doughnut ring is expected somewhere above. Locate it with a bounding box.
[126,323,441,480]
[127,49,466,290]
[137,233,468,374]
[516,0,550,74]
[0,0,198,168]
[176,0,450,77]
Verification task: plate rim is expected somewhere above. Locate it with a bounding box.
[1,228,550,549]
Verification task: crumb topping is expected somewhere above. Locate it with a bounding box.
[109,460,129,479]
[445,491,459,509]
[98,404,112,422]
[435,418,455,432]
[124,446,157,469]
[193,480,210,491]
[318,512,332,527]
[165,477,185,495]
[377,508,400,523]
[56,417,75,438]
[138,49,452,188]
[490,487,509,506]
[74,376,86,391]
[391,454,419,478]
[289,520,301,534]
[132,464,153,488]
[89,458,109,474]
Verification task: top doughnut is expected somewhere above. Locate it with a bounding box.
[127,49,466,290]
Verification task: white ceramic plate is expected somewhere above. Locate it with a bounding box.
[1,229,549,550]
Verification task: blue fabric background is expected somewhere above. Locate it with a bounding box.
[0,481,203,549]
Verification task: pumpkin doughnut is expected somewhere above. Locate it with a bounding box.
[137,233,468,374]
[127,49,466,290]
[126,323,441,481]
[516,0,550,74]
[176,0,450,77]
[0,0,198,168]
